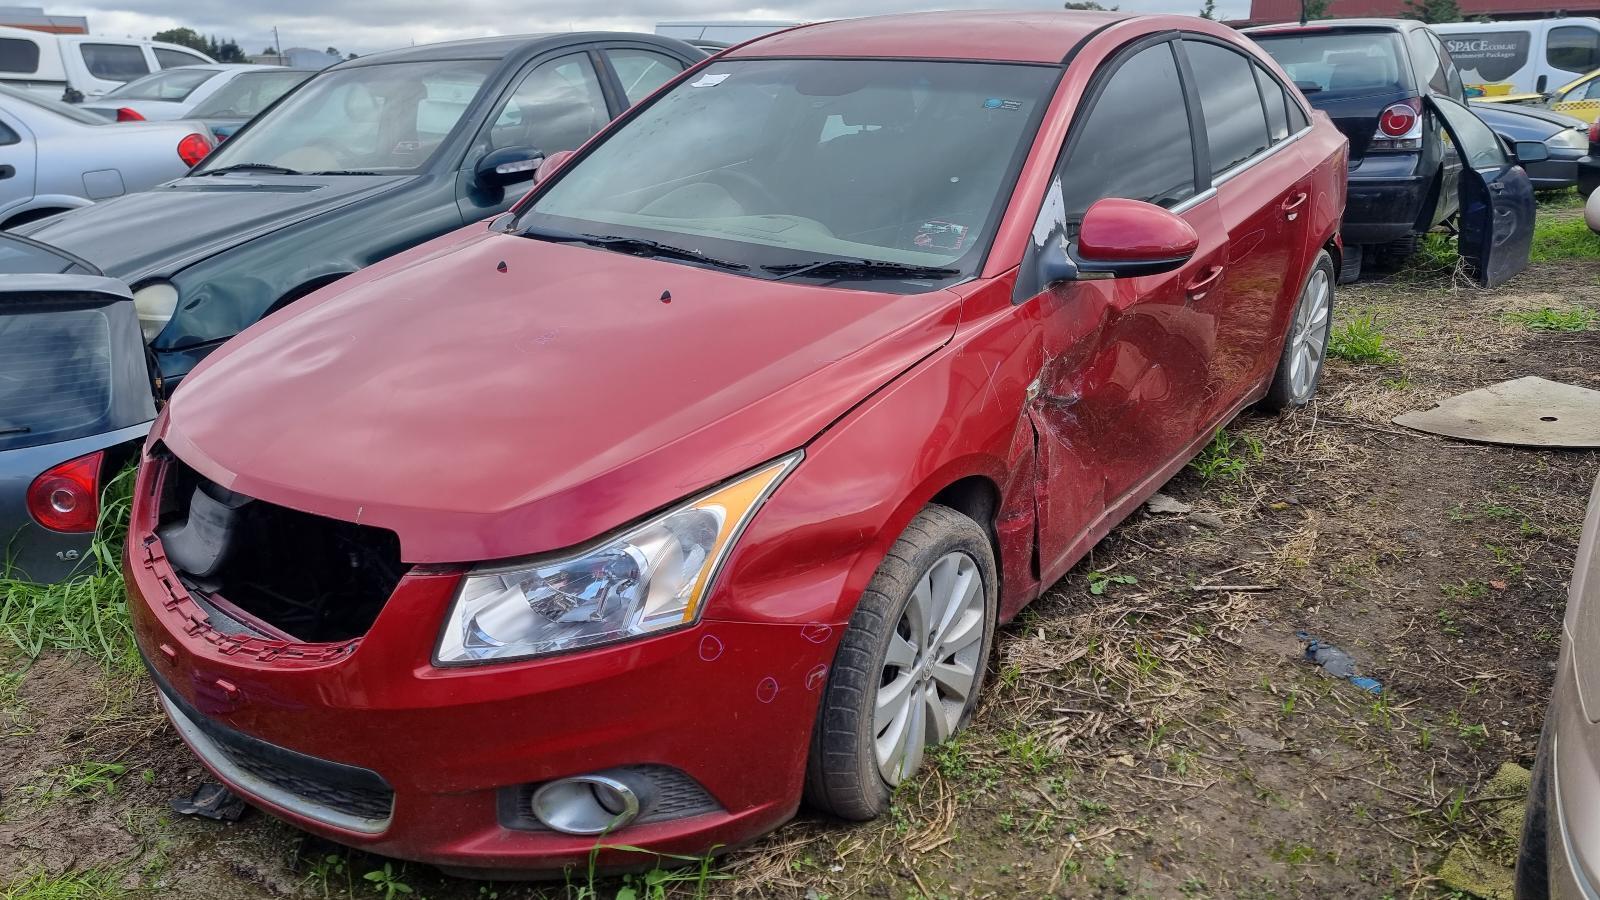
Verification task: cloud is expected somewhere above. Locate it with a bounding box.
[74,0,1252,57]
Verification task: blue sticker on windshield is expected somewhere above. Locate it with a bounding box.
[983,98,1022,111]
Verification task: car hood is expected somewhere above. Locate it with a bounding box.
[15,174,410,281]
[159,229,962,563]
[1471,101,1587,134]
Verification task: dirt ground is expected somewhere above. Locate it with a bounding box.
[3,205,1599,900]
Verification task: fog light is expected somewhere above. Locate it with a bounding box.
[530,774,640,835]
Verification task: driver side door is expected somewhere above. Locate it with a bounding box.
[457,50,614,221]
[1426,95,1536,288]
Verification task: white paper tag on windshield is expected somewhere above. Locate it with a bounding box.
[692,72,730,87]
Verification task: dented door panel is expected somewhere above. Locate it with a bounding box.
[1025,193,1227,583]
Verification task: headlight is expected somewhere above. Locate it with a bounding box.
[1549,128,1588,151]
[435,453,800,664]
[132,282,178,341]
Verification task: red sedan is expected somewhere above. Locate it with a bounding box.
[126,11,1347,875]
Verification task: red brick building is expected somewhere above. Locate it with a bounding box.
[1242,0,1600,25]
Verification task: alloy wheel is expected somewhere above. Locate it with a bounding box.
[873,551,986,785]
[1288,266,1332,402]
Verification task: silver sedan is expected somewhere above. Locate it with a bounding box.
[78,64,270,122]
[0,83,213,229]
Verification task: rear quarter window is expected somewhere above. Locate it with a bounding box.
[0,37,40,75]
[79,43,150,82]
[1252,31,1409,97]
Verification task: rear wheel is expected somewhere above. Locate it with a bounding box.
[805,505,996,820]
[1260,250,1334,411]
[1370,234,1420,272]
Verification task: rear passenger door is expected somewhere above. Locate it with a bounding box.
[1179,37,1314,416]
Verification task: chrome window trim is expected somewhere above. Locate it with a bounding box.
[1212,126,1311,189]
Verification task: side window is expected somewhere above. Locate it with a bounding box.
[0,119,18,146]
[1428,33,1465,99]
[1287,93,1309,132]
[483,53,609,155]
[155,48,208,69]
[1549,26,1600,73]
[1254,64,1290,142]
[1185,40,1271,175]
[0,37,40,74]
[1059,41,1196,218]
[1409,29,1450,96]
[1585,78,1600,100]
[79,43,150,82]
[606,49,685,105]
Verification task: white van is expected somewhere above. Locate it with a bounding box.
[1433,18,1600,95]
[0,26,215,103]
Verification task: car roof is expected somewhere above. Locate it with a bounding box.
[339,32,680,66]
[725,11,1132,64]
[1246,18,1420,34]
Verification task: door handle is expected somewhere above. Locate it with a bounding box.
[0,165,13,180]
[1185,265,1225,303]
[1280,192,1308,222]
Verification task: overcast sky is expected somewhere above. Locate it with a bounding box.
[76,0,1250,58]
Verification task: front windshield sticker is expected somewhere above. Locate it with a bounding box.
[914,220,970,253]
[983,98,1023,111]
[692,72,730,88]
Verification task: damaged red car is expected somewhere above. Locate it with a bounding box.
[127,11,1347,875]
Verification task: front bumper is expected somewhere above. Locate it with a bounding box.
[127,519,843,874]
[1523,147,1586,191]
[1578,154,1599,197]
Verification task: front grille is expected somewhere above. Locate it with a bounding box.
[500,765,721,831]
[150,668,394,833]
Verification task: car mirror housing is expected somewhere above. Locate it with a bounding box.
[534,149,576,186]
[1041,198,1199,286]
[476,146,545,187]
[1513,140,1550,165]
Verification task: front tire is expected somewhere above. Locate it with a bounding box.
[1260,250,1334,411]
[804,505,997,820]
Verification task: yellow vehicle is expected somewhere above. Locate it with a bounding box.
[1548,68,1600,123]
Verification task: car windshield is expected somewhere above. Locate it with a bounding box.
[523,58,1057,289]
[189,69,310,118]
[0,83,106,125]
[197,59,496,175]
[104,67,218,101]
[1252,30,1408,97]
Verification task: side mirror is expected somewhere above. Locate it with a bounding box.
[1039,198,1198,286]
[534,149,575,185]
[1513,140,1550,164]
[475,146,544,187]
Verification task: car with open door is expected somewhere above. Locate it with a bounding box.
[1428,94,1539,287]
[1247,19,1465,279]
[0,233,156,584]
[15,33,705,388]
[125,11,1346,875]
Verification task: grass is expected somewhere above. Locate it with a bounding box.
[0,464,138,672]
[1530,217,1600,262]
[1188,428,1263,482]
[0,870,124,900]
[1503,306,1597,332]
[1327,312,1401,364]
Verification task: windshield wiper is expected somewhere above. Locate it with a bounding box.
[763,258,961,282]
[520,224,748,271]
[196,163,304,176]
[306,169,385,176]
